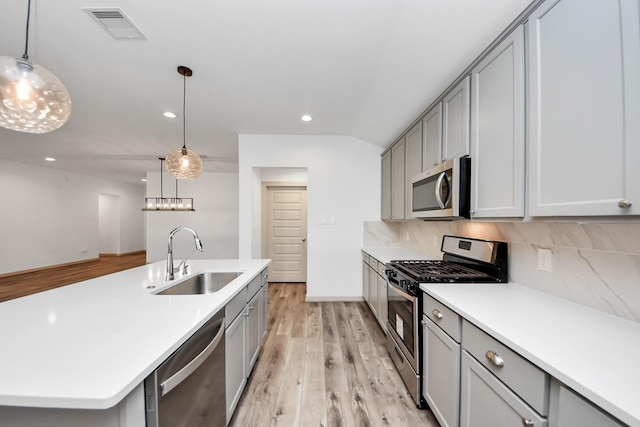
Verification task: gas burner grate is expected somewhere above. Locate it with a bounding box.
[390,260,493,282]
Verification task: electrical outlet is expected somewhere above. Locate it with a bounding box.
[537,248,553,272]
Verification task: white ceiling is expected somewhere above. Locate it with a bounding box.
[0,0,532,184]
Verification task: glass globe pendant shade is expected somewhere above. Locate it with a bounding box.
[0,56,71,133]
[166,146,203,180]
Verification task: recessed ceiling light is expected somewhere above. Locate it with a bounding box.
[45,157,55,162]
[301,115,312,122]
[141,178,147,182]
[163,112,176,118]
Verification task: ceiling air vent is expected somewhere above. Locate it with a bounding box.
[84,8,147,40]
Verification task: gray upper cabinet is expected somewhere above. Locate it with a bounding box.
[442,76,471,160]
[391,139,406,220]
[527,0,640,216]
[470,25,525,218]
[405,122,423,217]
[381,150,392,220]
[423,103,443,170]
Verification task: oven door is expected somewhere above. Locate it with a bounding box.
[387,282,418,372]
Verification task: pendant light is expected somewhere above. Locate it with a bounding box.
[166,66,203,180]
[143,158,195,211]
[0,0,71,133]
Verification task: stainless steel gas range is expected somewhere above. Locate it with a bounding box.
[385,235,508,407]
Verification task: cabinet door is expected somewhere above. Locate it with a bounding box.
[363,260,370,304]
[368,264,378,318]
[422,317,460,427]
[527,0,640,216]
[470,25,525,218]
[391,139,406,219]
[442,76,470,160]
[377,273,388,332]
[225,312,246,424]
[423,103,443,170]
[381,151,392,220]
[548,381,623,427]
[246,290,261,373]
[405,122,423,216]
[260,282,269,342]
[460,351,547,427]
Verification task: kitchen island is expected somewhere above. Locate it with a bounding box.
[0,259,270,427]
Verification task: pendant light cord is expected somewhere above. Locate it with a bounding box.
[22,0,31,60]
[182,73,187,150]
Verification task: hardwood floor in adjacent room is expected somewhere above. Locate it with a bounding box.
[0,252,146,303]
[230,283,438,427]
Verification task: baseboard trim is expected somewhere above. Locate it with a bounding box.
[305,296,365,303]
[99,250,146,258]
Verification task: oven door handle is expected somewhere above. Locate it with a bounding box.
[388,282,416,303]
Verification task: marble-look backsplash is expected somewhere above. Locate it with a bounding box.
[364,220,640,322]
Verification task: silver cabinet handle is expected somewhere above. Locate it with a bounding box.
[432,309,443,320]
[522,418,534,427]
[421,319,427,326]
[619,199,632,208]
[485,350,505,367]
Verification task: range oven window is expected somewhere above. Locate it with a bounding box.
[387,286,416,360]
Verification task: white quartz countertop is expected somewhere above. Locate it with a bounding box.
[362,246,430,264]
[0,259,270,410]
[420,282,640,427]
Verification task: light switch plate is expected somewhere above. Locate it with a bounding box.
[538,248,553,272]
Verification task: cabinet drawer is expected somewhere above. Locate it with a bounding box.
[226,287,247,325]
[261,268,268,285]
[422,293,461,342]
[247,274,262,300]
[362,252,370,263]
[368,256,378,269]
[462,319,549,415]
[460,351,547,427]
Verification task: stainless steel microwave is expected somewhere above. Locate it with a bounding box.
[411,157,471,219]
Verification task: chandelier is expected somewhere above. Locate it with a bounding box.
[143,158,195,211]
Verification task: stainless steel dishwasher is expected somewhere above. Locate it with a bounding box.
[144,309,225,427]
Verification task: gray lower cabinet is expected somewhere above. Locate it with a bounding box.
[422,317,460,427]
[460,351,547,427]
[422,294,462,427]
[225,303,246,425]
[548,381,623,427]
[421,293,626,427]
[362,251,389,331]
[225,269,269,425]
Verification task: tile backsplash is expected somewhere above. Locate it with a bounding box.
[364,220,640,323]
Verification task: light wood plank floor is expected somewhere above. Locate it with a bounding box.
[230,283,438,427]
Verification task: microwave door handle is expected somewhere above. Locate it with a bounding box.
[435,172,450,208]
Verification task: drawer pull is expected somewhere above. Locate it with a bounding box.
[485,350,505,367]
[432,309,443,320]
[522,418,534,427]
[618,199,632,208]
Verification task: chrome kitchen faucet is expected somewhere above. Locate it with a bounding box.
[166,226,204,280]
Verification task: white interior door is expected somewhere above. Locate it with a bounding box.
[264,185,307,282]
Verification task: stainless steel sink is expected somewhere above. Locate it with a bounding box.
[156,272,242,295]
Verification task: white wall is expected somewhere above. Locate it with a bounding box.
[98,194,120,254]
[239,134,381,300]
[0,159,145,275]
[145,171,239,263]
